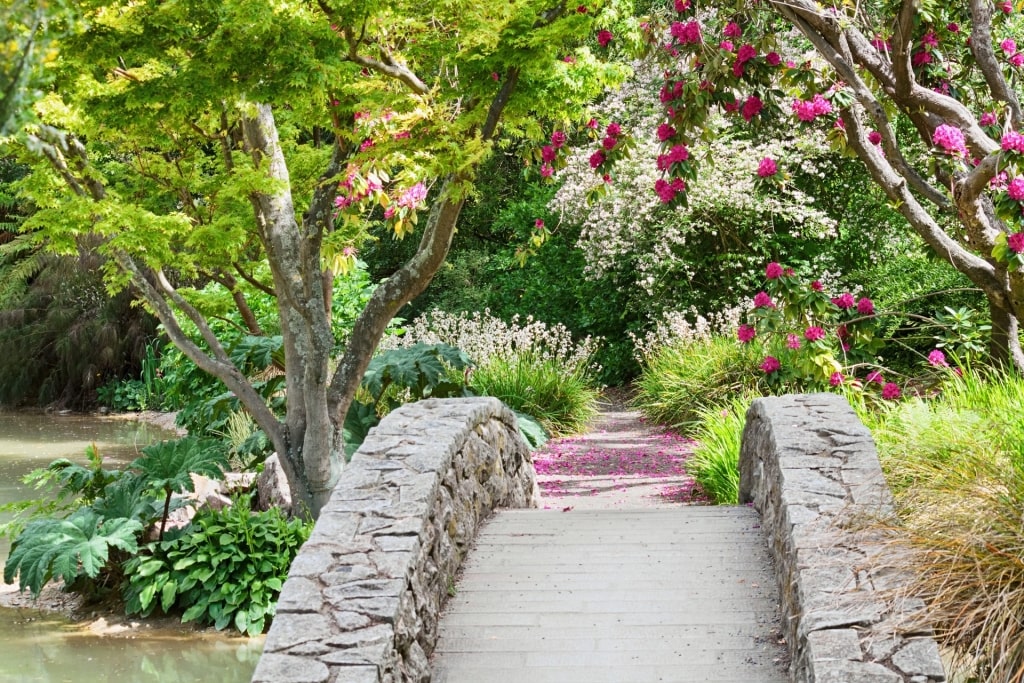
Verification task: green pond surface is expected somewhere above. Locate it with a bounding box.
[0,412,263,683]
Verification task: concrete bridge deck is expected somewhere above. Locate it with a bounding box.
[432,507,788,683]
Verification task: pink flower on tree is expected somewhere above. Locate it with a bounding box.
[674,0,691,11]
[551,130,567,148]
[804,326,826,342]
[866,370,884,384]
[1003,131,1024,153]
[765,51,781,66]
[723,21,742,38]
[765,262,784,279]
[786,334,802,349]
[856,297,875,315]
[737,324,756,343]
[606,122,622,137]
[922,31,939,48]
[670,20,702,45]
[752,291,774,308]
[1000,1,1013,13]
[1002,38,1018,54]
[534,218,545,229]
[760,356,781,373]
[927,349,949,367]
[1011,53,1024,67]
[540,164,554,178]
[541,145,557,162]
[1008,177,1024,200]
[881,382,901,399]
[397,182,428,209]
[980,111,998,126]
[589,150,606,169]
[947,22,960,33]
[587,118,599,130]
[602,136,617,150]
[719,40,734,52]
[832,293,855,309]
[597,30,613,47]
[740,93,763,121]
[933,124,968,156]
[1008,232,1024,253]
[912,51,932,66]
[667,144,689,163]
[757,157,778,177]
[811,280,823,291]
[657,123,677,141]
[384,206,396,219]
[868,130,882,145]
[829,372,844,386]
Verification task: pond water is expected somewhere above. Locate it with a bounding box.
[0,412,262,683]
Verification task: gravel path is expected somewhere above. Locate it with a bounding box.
[531,394,707,510]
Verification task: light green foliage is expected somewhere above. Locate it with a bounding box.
[685,396,753,505]
[134,437,228,539]
[4,508,142,597]
[513,410,549,450]
[633,335,759,431]
[469,352,599,436]
[123,499,311,636]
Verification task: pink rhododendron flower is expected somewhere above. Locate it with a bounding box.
[534,218,545,229]
[753,291,773,308]
[551,131,567,148]
[804,326,826,342]
[741,96,763,121]
[857,297,875,315]
[491,72,500,81]
[1012,53,1024,67]
[589,150,606,168]
[992,172,1009,189]
[723,22,742,38]
[1002,38,1018,54]
[922,31,938,48]
[881,382,901,400]
[866,370,884,384]
[833,293,855,309]
[737,324,756,343]
[597,30,613,47]
[602,136,617,150]
[542,145,557,162]
[927,349,949,367]
[786,334,802,350]
[792,94,832,122]
[607,122,622,137]
[947,22,960,33]
[736,44,756,63]
[563,55,576,63]
[912,51,932,66]
[397,182,428,209]
[670,20,702,45]
[766,51,781,66]
[811,280,823,291]
[654,179,676,203]
[674,0,691,11]
[1000,1,1013,13]
[384,206,396,219]
[868,130,882,145]
[757,157,778,177]
[577,4,587,12]
[829,372,844,386]
[765,262,784,279]
[540,164,554,178]
[760,356,781,373]
[1008,232,1024,253]
[360,138,375,152]
[1008,177,1024,200]
[933,124,968,156]
[657,123,677,141]
[667,144,689,163]
[1002,131,1024,153]
[719,40,734,52]
[980,111,998,126]
[587,118,599,129]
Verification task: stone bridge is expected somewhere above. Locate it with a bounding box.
[251,394,945,683]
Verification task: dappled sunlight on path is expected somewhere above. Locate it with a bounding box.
[531,406,708,509]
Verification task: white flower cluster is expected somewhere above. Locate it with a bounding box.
[549,59,840,300]
[629,305,745,360]
[379,308,600,372]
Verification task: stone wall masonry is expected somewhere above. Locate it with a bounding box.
[251,397,539,683]
[739,393,946,683]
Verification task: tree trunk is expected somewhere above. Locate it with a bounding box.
[988,296,1024,371]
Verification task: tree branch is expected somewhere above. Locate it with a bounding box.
[340,26,429,95]
[969,0,1024,129]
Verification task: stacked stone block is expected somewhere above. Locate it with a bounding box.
[739,393,946,683]
[251,397,538,683]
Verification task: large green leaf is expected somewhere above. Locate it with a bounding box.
[362,343,472,402]
[132,436,228,495]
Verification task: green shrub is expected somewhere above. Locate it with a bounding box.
[123,499,310,636]
[633,335,759,431]
[469,352,599,436]
[873,370,1024,681]
[685,396,753,505]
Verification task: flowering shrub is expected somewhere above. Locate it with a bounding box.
[737,262,899,398]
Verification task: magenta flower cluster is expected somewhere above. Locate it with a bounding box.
[791,94,832,122]
[757,157,778,178]
[932,124,968,156]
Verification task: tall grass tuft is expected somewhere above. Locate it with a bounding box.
[469,352,599,436]
[874,369,1024,681]
[685,395,754,505]
[633,335,758,431]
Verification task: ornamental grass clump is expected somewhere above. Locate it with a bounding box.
[382,309,601,435]
[685,396,755,504]
[632,334,759,431]
[873,370,1024,681]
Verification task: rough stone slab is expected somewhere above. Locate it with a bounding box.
[251,653,329,683]
[739,393,946,683]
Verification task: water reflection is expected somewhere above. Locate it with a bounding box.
[0,413,262,683]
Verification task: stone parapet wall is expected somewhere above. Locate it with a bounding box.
[739,393,946,683]
[252,397,538,683]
